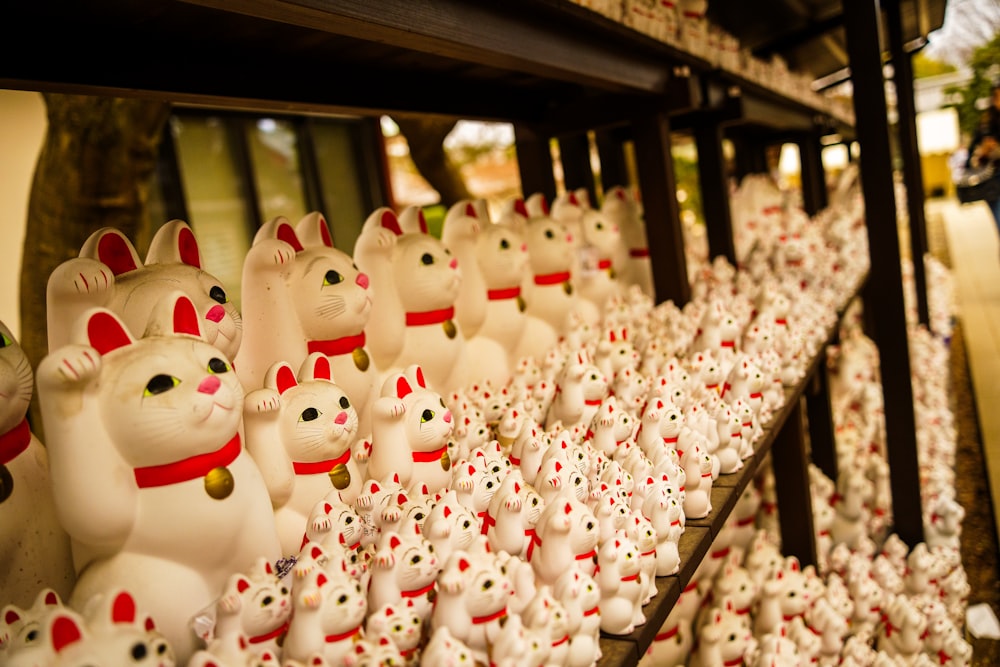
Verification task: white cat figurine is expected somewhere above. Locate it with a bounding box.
[282,566,367,666]
[35,294,281,663]
[0,320,75,608]
[235,213,378,436]
[244,353,363,555]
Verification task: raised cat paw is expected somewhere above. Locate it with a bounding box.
[48,345,102,385]
[310,515,332,534]
[245,238,296,271]
[505,496,522,512]
[246,387,282,414]
[374,396,406,420]
[49,257,115,299]
[218,592,242,614]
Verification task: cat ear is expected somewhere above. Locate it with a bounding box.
[83,309,135,355]
[300,352,333,382]
[145,220,203,268]
[82,228,142,276]
[111,591,137,624]
[296,212,335,249]
[458,558,470,572]
[49,613,85,653]
[415,366,427,389]
[266,362,298,395]
[273,218,305,252]
[236,577,252,594]
[144,616,156,632]
[396,376,413,399]
[389,535,402,550]
[380,210,404,236]
[3,608,20,625]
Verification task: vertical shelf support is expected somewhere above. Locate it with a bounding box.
[842,0,924,547]
[693,120,736,265]
[806,356,838,484]
[595,128,632,194]
[772,398,818,568]
[559,133,598,205]
[885,0,931,327]
[514,122,558,203]
[798,131,829,216]
[631,112,691,306]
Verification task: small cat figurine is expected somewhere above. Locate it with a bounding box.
[46,221,242,361]
[366,365,453,494]
[431,549,512,665]
[0,319,75,608]
[236,213,378,436]
[303,492,367,554]
[244,352,363,555]
[0,587,66,664]
[419,625,475,667]
[365,600,423,665]
[35,293,281,663]
[367,524,440,624]
[353,207,469,395]
[282,566,368,666]
[207,557,291,656]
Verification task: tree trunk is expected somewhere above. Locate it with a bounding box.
[392,116,472,205]
[20,94,171,434]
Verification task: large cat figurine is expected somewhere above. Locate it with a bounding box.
[203,557,291,656]
[35,293,281,663]
[236,213,378,436]
[46,221,242,361]
[366,365,454,494]
[353,207,468,395]
[0,320,75,608]
[602,186,654,299]
[244,352,364,556]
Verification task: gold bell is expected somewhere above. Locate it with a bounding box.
[204,466,235,500]
[329,463,352,490]
[352,347,370,372]
[517,295,526,312]
[443,319,457,339]
[440,450,451,472]
[562,282,573,296]
[0,464,12,504]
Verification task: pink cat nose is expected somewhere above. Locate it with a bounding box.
[566,234,573,243]
[205,305,225,323]
[334,411,349,425]
[198,376,221,395]
[356,272,370,289]
[520,243,528,252]
[449,258,458,270]
[443,411,452,423]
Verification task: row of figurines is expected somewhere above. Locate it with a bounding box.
[0,188,869,662]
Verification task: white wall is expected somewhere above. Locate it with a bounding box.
[0,90,46,339]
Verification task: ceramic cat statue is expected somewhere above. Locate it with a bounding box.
[0,320,76,608]
[601,185,654,299]
[353,207,469,395]
[46,221,242,362]
[35,294,281,663]
[440,200,487,339]
[419,625,475,667]
[575,207,625,320]
[367,522,441,624]
[200,557,291,656]
[552,564,602,667]
[530,493,600,585]
[597,530,646,635]
[366,365,453,494]
[520,208,589,340]
[235,213,378,436]
[243,352,363,555]
[545,351,609,432]
[0,587,67,665]
[365,600,423,665]
[282,566,368,666]
[430,549,512,665]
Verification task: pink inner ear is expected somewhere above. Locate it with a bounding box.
[390,536,402,550]
[44,592,58,606]
[144,617,156,632]
[5,610,20,624]
[396,376,413,398]
[313,355,332,381]
[458,558,470,572]
[465,202,477,218]
[276,222,304,252]
[87,311,133,355]
[51,615,83,653]
[415,367,427,388]
[173,296,201,336]
[381,210,403,236]
[177,226,202,268]
[514,198,529,218]
[319,217,334,248]
[540,195,550,215]
[418,209,429,235]
[237,577,251,594]
[276,365,297,394]
[111,592,136,624]
[317,573,328,587]
[97,232,139,275]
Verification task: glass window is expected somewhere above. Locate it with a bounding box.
[247,117,308,225]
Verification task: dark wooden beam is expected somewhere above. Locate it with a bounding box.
[630,112,691,306]
[694,120,737,265]
[514,123,558,204]
[843,0,923,548]
[772,398,818,568]
[798,131,829,216]
[594,129,632,196]
[558,133,598,205]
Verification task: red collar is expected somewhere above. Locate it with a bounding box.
[576,549,597,562]
[683,581,698,594]
[552,634,570,647]
[711,547,730,560]
[723,658,743,666]
[656,626,679,642]
[584,605,599,617]
[133,433,241,488]
[401,582,435,599]
[412,446,447,463]
[406,306,454,326]
[629,248,649,258]
[0,418,30,466]
[293,449,351,475]
[641,548,656,557]
[472,607,507,625]
[307,332,366,357]
[509,454,521,466]
[597,258,613,270]
[585,398,603,406]
[621,572,639,582]
[481,510,496,534]
[720,340,735,348]
[487,286,521,300]
[525,528,540,561]
[663,435,678,444]
[248,621,289,644]
[534,271,571,286]
[325,625,361,643]
[735,515,755,527]
[749,391,763,400]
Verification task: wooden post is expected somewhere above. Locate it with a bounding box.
[513,122,557,202]
[558,133,598,206]
[694,120,736,265]
[842,0,924,547]
[772,398,818,568]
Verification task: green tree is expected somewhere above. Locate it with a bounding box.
[944,32,1000,138]
[912,52,956,79]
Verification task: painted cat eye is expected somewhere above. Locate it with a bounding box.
[144,374,180,396]
[337,594,348,604]
[420,253,434,265]
[339,396,351,409]
[544,229,555,239]
[130,643,147,660]
[499,238,510,249]
[421,409,434,422]
[323,270,344,285]
[0,332,11,347]
[261,595,274,606]
[300,407,320,422]
[209,285,228,304]
[208,358,230,374]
